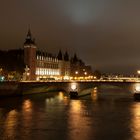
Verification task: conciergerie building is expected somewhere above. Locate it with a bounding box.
[0,29,93,81]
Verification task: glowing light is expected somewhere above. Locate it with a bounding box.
[137,70,140,74]
[36,68,60,76]
[22,99,32,113]
[93,76,97,79]
[4,110,18,138]
[64,76,70,80]
[84,72,87,75]
[131,103,140,140]
[58,92,64,101]
[0,76,4,81]
[75,71,78,74]
[27,72,30,76]
[135,85,140,92]
[71,83,77,91]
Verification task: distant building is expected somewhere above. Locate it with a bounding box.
[23,29,71,81]
[0,29,93,81]
[70,53,93,79]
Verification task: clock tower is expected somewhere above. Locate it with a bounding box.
[23,29,36,80]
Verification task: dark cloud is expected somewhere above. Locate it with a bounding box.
[0,0,140,74]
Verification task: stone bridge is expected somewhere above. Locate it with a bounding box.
[19,81,134,95]
[0,81,136,97]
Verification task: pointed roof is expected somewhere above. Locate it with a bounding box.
[27,28,32,39]
[57,50,63,60]
[64,51,69,61]
[73,53,78,62]
[24,28,35,45]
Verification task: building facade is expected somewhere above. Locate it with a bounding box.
[0,29,93,81]
[23,29,70,81]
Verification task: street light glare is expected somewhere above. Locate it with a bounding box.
[137,70,140,74]
[71,83,77,90]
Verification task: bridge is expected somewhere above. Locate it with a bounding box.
[19,80,137,95]
[0,80,138,97]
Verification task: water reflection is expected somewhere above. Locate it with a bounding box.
[91,87,98,101]
[131,103,140,140]
[1,83,140,140]
[68,100,92,140]
[22,99,33,136]
[22,99,32,113]
[45,92,69,105]
[4,109,18,138]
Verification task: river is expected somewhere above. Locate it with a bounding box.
[0,83,140,140]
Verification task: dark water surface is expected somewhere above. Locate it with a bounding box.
[0,83,140,140]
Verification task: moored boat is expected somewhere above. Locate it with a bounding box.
[69,91,78,99]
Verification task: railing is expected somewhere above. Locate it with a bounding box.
[21,78,140,83]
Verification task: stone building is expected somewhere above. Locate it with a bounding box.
[23,29,70,81]
[0,29,93,81]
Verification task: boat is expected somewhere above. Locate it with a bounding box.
[69,91,78,99]
[134,93,140,100]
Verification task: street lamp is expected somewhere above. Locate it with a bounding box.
[137,70,140,74]
[84,72,87,75]
[75,71,78,75]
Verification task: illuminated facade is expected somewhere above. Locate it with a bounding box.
[23,29,70,81]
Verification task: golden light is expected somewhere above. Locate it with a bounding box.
[27,72,30,76]
[22,99,32,113]
[131,103,140,140]
[4,110,18,138]
[63,76,70,80]
[71,83,77,91]
[58,92,64,101]
[137,70,140,74]
[84,72,87,75]
[70,100,82,112]
[134,83,140,92]
[75,71,78,74]
[93,76,97,79]
[135,86,140,92]
[68,100,90,140]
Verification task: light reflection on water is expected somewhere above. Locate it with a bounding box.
[4,109,18,138]
[68,100,91,140]
[91,87,98,101]
[131,103,140,140]
[1,83,140,139]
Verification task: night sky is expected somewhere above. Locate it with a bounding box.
[0,0,140,74]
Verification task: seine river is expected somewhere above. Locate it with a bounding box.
[0,83,140,140]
